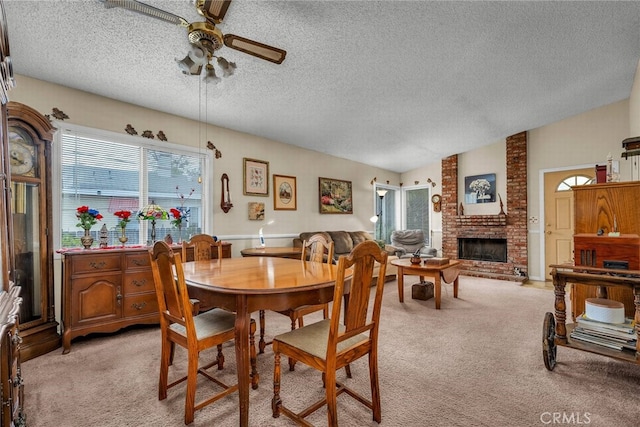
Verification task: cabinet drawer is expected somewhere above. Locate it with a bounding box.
[123,270,155,294]
[124,293,159,317]
[125,252,151,269]
[70,253,121,275]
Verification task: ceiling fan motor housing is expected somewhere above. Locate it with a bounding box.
[188,22,224,54]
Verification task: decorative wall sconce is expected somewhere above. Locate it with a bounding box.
[220,173,233,213]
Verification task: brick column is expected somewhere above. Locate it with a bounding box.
[441,155,458,259]
[506,131,528,277]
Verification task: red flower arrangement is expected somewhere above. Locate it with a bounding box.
[114,210,132,229]
[76,206,103,230]
[169,208,183,227]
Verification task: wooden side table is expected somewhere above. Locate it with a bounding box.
[391,258,461,309]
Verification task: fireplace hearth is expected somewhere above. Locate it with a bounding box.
[458,238,507,263]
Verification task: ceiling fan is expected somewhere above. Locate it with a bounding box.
[99,0,286,79]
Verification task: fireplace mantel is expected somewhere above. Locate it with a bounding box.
[455,214,507,227]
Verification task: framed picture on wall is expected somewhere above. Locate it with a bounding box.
[464,173,496,204]
[319,177,353,214]
[248,202,265,220]
[243,158,269,196]
[273,174,297,210]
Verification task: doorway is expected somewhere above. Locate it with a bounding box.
[543,168,594,279]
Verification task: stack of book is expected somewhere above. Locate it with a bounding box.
[570,314,637,351]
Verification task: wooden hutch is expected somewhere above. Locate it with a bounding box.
[572,181,640,320]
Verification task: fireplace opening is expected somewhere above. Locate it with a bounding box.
[458,238,507,263]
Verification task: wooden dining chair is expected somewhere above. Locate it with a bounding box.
[177,233,225,366]
[182,233,222,263]
[149,241,257,425]
[258,234,334,358]
[272,240,388,426]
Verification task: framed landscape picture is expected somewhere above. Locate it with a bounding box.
[243,158,269,196]
[273,174,297,210]
[319,177,353,214]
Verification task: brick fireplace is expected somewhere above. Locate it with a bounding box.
[441,132,528,282]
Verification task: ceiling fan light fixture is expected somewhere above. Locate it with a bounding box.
[188,46,208,65]
[203,63,221,84]
[176,54,196,74]
[216,56,236,77]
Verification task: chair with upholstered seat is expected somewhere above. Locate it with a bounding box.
[271,240,388,426]
[180,233,225,366]
[258,234,334,358]
[149,241,257,425]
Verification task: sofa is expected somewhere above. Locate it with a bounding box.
[293,230,398,282]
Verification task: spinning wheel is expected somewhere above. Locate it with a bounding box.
[542,311,557,371]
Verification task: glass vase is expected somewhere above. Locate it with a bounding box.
[80,228,94,249]
[177,224,182,244]
[118,226,128,247]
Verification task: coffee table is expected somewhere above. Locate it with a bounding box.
[240,247,302,259]
[391,258,461,309]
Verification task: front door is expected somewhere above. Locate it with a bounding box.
[543,168,594,279]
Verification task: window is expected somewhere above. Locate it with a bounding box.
[372,184,431,246]
[556,175,594,191]
[57,125,210,247]
[403,186,430,245]
[372,186,397,243]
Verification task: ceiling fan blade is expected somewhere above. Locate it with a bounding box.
[99,0,189,27]
[196,0,232,24]
[223,34,286,64]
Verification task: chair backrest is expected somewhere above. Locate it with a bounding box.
[328,240,387,357]
[149,241,196,336]
[182,234,222,262]
[301,234,334,264]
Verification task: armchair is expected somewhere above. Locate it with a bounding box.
[389,229,437,259]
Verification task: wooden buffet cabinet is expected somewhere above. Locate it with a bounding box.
[60,243,231,353]
[572,182,640,320]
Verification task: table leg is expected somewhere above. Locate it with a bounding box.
[453,275,459,298]
[235,296,250,426]
[434,274,442,309]
[397,268,404,303]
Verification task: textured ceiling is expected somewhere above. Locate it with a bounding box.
[5,0,640,173]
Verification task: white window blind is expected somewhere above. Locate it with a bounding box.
[59,128,207,247]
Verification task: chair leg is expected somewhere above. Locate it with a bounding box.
[369,352,381,423]
[288,313,298,371]
[272,351,282,418]
[259,310,267,354]
[250,319,259,389]
[184,349,199,425]
[325,368,338,427]
[159,338,171,400]
[169,341,175,366]
[216,344,224,370]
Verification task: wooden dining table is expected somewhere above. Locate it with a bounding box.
[181,256,343,426]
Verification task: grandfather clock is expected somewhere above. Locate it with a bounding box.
[7,102,60,360]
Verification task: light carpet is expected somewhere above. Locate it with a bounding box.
[22,276,640,427]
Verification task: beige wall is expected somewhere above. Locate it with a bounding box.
[11,74,400,254]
